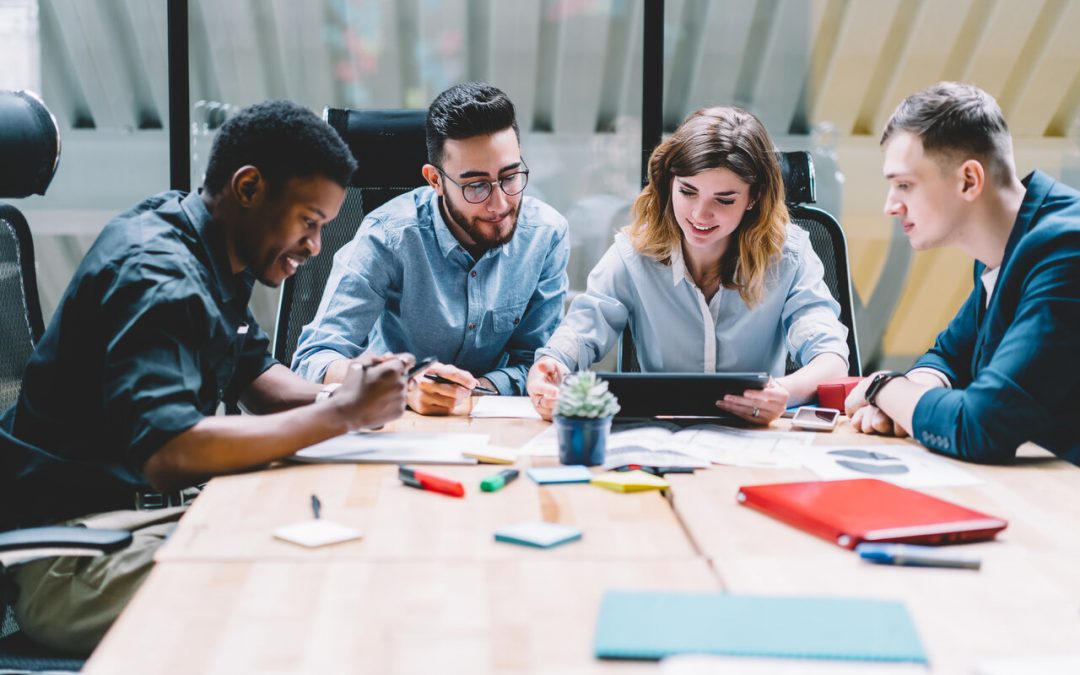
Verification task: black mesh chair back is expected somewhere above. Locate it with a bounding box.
[618,151,860,376]
[780,151,861,376]
[0,89,86,673]
[272,108,429,366]
[0,90,55,412]
[0,208,44,411]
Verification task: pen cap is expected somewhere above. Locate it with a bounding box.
[480,469,519,492]
[480,475,506,492]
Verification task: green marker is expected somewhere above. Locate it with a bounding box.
[480,468,520,492]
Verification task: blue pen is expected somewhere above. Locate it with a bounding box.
[856,543,981,570]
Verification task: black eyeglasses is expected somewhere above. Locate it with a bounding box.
[437,160,530,203]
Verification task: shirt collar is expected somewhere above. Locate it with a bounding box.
[1004,170,1054,266]
[428,190,508,261]
[179,190,247,303]
[668,242,690,287]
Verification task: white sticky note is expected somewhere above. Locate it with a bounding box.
[494,521,583,548]
[273,519,363,548]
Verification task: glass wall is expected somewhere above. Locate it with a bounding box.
[5,0,1080,371]
[188,0,644,368]
[2,0,169,320]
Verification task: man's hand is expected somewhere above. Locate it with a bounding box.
[332,355,411,431]
[407,362,476,415]
[716,377,790,425]
[845,372,908,438]
[526,357,569,421]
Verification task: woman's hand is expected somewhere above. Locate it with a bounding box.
[715,377,790,426]
[526,357,569,421]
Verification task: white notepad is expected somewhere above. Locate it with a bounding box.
[494,521,583,548]
[470,396,542,419]
[273,520,363,548]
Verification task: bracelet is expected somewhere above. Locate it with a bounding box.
[865,371,905,408]
[315,382,342,403]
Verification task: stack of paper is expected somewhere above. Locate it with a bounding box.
[292,432,488,465]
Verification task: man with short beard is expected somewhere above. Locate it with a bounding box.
[293,82,569,415]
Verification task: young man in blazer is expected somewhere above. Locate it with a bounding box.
[846,81,1079,464]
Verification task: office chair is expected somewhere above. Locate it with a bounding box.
[272,108,429,366]
[0,89,132,674]
[618,151,861,376]
[779,151,861,376]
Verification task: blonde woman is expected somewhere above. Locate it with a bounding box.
[527,107,849,424]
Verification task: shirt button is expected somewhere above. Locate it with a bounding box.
[468,322,476,330]
[470,270,477,278]
[513,317,520,326]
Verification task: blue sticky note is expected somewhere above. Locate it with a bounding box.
[594,591,928,663]
[494,521,583,548]
[526,466,593,484]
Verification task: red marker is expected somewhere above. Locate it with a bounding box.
[398,466,465,498]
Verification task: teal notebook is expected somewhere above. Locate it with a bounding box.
[594,591,928,664]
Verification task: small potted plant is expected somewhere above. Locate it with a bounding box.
[553,371,621,466]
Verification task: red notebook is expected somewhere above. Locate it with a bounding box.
[737,478,1007,549]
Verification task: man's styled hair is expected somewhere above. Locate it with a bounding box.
[426,82,519,166]
[881,82,1014,185]
[203,99,357,196]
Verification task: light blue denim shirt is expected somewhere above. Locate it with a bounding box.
[536,225,848,375]
[292,186,569,394]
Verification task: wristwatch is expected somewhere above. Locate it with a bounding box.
[864,371,906,407]
[315,382,342,403]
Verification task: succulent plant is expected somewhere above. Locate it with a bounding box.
[555,371,621,419]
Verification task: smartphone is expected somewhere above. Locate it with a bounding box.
[791,406,840,431]
[406,356,437,378]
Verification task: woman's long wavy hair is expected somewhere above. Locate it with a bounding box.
[627,106,787,306]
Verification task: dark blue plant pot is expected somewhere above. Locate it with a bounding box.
[553,415,612,466]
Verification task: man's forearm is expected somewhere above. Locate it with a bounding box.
[874,378,934,437]
[239,364,322,413]
[144,402,349,492]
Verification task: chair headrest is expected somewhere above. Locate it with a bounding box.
[779,150,816,206]
[0,90,61,199]
[324,107,428,189]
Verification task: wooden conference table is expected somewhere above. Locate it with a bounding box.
[84,404,1080,674]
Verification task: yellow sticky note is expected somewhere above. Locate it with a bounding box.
[590,470,670,493]
[463,445,518,464]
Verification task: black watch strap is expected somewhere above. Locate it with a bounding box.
[865,371,906,407]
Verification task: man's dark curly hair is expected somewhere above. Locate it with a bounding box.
[426,82,519,166]
[203,99,357,195]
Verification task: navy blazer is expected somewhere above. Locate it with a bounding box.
[911,170,1080,464]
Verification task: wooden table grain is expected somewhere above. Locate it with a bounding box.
[83,407,1080,674]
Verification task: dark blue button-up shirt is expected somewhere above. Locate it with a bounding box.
[1,191,276,527]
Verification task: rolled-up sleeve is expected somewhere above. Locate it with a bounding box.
[782,235,849,368]
[537,243,629,371]
[291,219,397,382]
[100,276,208,474]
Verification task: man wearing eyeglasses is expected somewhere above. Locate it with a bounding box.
[292,82,569,414]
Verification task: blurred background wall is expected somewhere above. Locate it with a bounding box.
[4,0,1080,372]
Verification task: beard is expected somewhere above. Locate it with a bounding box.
[442,191,520,251]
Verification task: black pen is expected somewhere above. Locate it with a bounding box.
[423,372,498,396]
[310,494,322,520]
[406,356,437,378]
